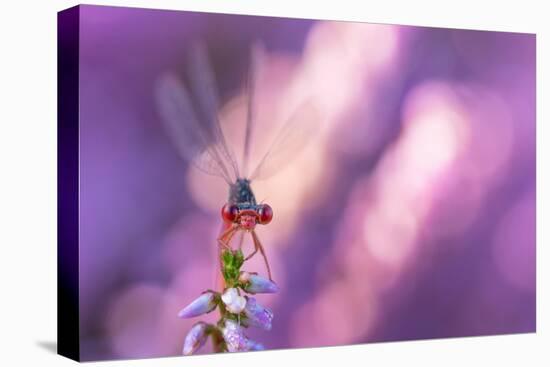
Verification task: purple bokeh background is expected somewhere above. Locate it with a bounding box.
[77,5,535,361]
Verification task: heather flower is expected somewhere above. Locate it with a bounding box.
[222,319,249,352]
[222,319,263,353]
[178,291,217,318]
[240,272,279,294]
[179,248,277,354]
[247,340,265,351]
[242,297,273,330]
[182,322,209,355]
[221,287,246,314]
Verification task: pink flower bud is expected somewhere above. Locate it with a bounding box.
[178,292,217,318]
[242,273,279,294]
[243,297,273,330]
[222,320,250,352]
[182,322,208,355]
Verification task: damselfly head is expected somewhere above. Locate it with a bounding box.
[221,203,273,228]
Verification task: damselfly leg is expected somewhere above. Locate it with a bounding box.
[250,230,272,281]
[217,225,238,251]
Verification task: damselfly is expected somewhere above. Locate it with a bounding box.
[156,42,317,282]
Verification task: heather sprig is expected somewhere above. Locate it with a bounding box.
[178,248,278,355]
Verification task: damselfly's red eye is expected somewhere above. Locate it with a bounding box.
[257,204,273,225]
[221,204,239,222]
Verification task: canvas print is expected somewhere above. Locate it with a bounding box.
[57,4,536,362]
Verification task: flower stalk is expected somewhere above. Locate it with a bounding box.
[177,248,278,355]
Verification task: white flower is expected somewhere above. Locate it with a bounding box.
[221,287,246,314]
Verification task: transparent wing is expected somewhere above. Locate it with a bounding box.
[156,73,233,183]
[241,42,265,178]
[249,100,319,181]
[155,44,240,184]
[187,43,241,180]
